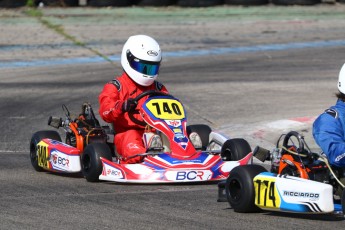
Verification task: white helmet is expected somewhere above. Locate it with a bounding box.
[121,35,162,86]
[338,63,345,94]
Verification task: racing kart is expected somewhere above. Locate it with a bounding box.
[218,130,345,215]
[30,91,253,183]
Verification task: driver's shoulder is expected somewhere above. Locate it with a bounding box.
[153,80,166,91]
[107,78,122,92]
[107,74,129,91]
[324,108,338,119]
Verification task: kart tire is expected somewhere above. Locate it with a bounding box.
[226,164,267,213]
[0,0,27,7]
[34,0,79,6]
[224,0,269,5]
[177,0,223,7]
[187,124,212,150]
[81,143,112,182]
[88,0,134,6]
[30,130,62,172]
[136,0,177,6]
[271,0,321,5]
[221,138,251,161]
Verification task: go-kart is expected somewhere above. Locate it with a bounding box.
[30,91,253,183]
[218,130,345,215]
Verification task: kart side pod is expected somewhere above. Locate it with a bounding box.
[36,138,82,173]
[253,172,334,213]
[218,165,335,214]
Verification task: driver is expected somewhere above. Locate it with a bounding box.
[99,35,168,163]
[313,63,345,168]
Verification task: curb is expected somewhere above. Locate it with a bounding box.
[220,116,317,150]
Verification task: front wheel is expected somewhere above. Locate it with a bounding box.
[81,143,112,182]
[226,165,267,213]
[30,130,62,172]
[221,138,251,161]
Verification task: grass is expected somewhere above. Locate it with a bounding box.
[23,6,114,64]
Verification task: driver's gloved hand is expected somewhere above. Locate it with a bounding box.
[122,98,137,113]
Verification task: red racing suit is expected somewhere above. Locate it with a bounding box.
[98,72,168,163]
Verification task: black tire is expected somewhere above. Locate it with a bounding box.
[271,0,321,5]
[88,0,134,6]
[0,0,26,7]
[34,0,79,6]
[64,0,79,6]
[221,138,251,161]
[226,165,267,213]
[136,0,177,6]
[62,0,79,6]
[187,124,212,150]
[30,130,62,172]
[225,0,268,5]
[177,0,223,7]
[81,143,112,182]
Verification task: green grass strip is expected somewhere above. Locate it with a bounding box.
[24,7,114,65]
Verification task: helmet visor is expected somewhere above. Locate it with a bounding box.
[127,50,160,76]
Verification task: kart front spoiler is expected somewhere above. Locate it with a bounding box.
[99,152,253,184]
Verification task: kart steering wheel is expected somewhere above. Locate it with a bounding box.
[128,90,171,126]
[281,131,305,155]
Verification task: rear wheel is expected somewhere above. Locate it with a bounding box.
[187,124,212,150]
[226,165,267,213]
[221,138,251,161]
[82,143,112,182]
[30,130,62,172]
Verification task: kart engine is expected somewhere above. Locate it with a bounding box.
[253,131,344,195]
[48,103,108,150]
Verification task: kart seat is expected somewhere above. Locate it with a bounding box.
[78,103,101,129]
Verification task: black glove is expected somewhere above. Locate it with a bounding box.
[122,98,137,113]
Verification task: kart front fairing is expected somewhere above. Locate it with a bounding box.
[253,172,344,214]
[99,152,252,183]
[140,95,196,157]
[98,95,253,183]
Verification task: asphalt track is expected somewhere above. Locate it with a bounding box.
[1,5,345,230]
